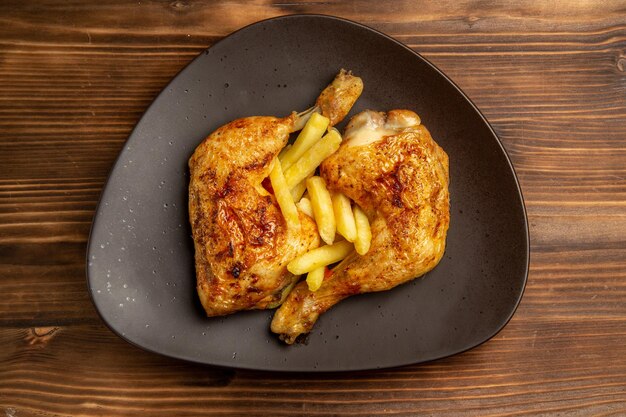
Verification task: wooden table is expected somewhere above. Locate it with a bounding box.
[2,1,625,415]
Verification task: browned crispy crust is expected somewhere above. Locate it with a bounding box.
[271,111,450,343]
[315,69,364,126]
[189,115,320,316]
[188,70,363,318]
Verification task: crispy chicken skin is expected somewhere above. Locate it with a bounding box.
[315,69,364,126]
[189,71,362,317]
[271,110,450,343]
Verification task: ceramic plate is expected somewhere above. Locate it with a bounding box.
[87,14,529,371]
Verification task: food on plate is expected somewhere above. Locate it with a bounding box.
[283,129,342,189]
[271,109,449,343]
[189,69,449,345]
[305,266,326,292]
[287,240,354,275]
[269,158,299,230]
[305,176,336,245]
[279,112,329,170]
[315,69,364,126]
[353,204,372,255]
[289,176,309,202]
[188,70,362,316]
[296,197,314,218]
[332,192,357,242]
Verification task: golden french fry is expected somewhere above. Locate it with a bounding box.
[277,144,292,162]
[269,158,300,229]
[332,192,357,242]
[296,197,314,218]
[290,178,308,202]
[284,129,342,189]
[353,205,371,255]
[287,240,353,275]
[280,112,329,171]
[306,176,335,245]
[306,266,325,292]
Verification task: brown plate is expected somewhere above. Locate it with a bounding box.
[87,14,529,371]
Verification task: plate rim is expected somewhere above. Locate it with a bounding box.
[86,13,530,372]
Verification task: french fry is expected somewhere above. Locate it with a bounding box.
[306,176,335,244]
[284,129,342,189]
[280,112,329,171]
[277,144,292,162]
[269,158,300,229]
[296,197,314,218]
[332,192,357,242]
[290,177,308,202]
[306,266,325,292]
[353,205,372,255]
[287,240,353,275]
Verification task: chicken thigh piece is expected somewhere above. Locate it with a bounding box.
[189,70,363,317]
[271,110,450,343]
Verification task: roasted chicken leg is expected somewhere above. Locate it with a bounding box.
[189,70,363,316]
[271,109,450,343]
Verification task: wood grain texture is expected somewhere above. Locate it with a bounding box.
[1,320,626,416]
[1,0,625,415]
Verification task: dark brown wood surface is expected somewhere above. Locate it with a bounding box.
[1,1,625,415]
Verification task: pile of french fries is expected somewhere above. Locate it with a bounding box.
[268,112,372,292]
